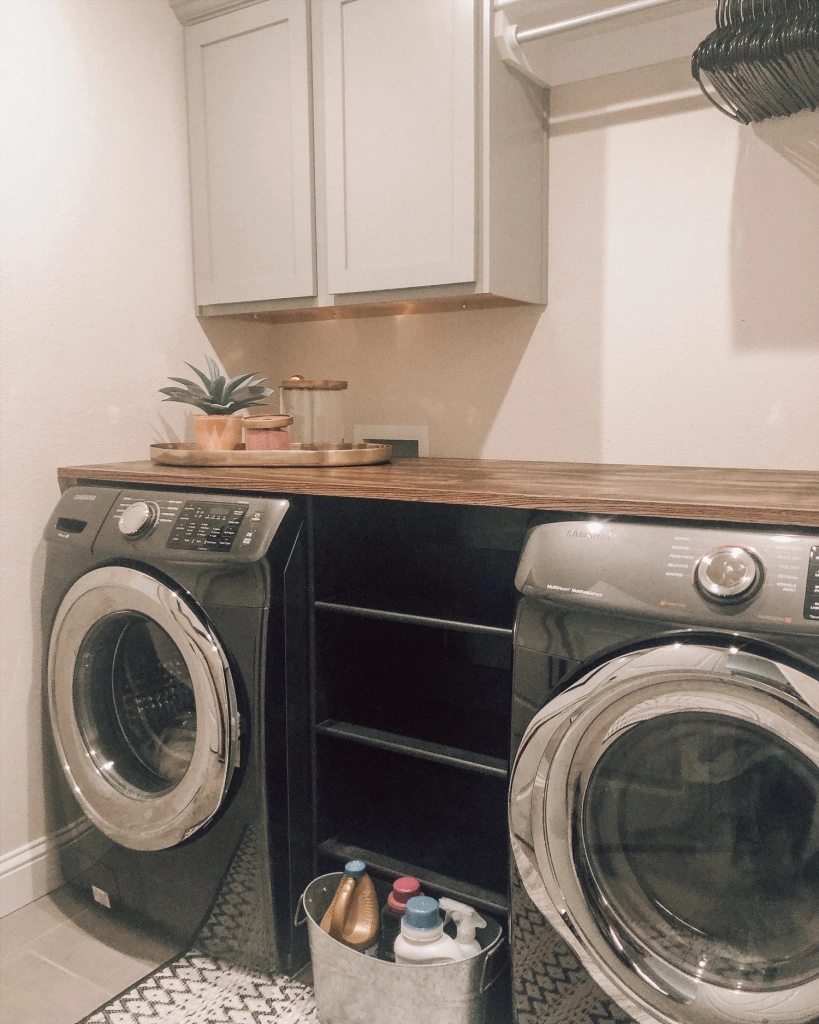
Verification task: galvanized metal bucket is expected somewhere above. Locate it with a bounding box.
[297,873,506,1024]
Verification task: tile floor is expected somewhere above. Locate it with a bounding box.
[0,886,180,1024]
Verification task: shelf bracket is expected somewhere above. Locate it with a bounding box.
[494,8,548,89]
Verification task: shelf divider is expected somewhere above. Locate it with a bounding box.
[318,838,508,916]
[314,599,514,638]
[316,719,509,779]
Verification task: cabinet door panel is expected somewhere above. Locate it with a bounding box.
[186,0,315,305]
[322,0,475,295]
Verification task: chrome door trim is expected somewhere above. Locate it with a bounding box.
[509,642,819,1024]
[48,566,239,851]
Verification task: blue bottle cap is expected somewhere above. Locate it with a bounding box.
[403,895,441,930]
[344,860,366,878]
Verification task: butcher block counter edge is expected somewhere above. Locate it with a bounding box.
[56,458,819,528]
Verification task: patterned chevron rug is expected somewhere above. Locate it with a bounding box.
[79,830,318,1024]
[79,951,317,1024]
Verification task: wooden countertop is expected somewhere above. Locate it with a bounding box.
[57,458,819,527]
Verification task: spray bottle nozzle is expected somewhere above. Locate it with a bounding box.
[438,898,487,945]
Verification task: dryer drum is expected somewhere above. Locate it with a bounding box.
[48,565,239,852]
[509,644,819,1024]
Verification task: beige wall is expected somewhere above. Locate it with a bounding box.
[0,0,211,909]
[208,59,819,469]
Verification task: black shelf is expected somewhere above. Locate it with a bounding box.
[314,614,512,760]
[311,498,523,628]
[316,740,510,901]
[318,838,508,916]
[316,719,508,779]
[315,583,515,635]
[309,497,525,924]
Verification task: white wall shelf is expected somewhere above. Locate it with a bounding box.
[494,0,716,87]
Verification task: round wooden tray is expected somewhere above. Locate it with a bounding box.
[149,442,391,468]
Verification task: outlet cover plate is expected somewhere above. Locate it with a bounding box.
[353,425,429,457]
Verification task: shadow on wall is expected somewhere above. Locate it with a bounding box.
[731,110,819,352]
[199,306,543,459]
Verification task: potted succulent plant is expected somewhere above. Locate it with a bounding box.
[160,355,274,451]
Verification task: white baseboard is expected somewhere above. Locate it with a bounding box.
[0,817,95,917]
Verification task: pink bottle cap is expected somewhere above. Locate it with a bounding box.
[387,876,422,913]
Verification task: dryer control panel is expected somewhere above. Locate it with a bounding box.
[516,519,819,634]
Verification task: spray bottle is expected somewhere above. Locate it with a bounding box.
[439,898,487,958]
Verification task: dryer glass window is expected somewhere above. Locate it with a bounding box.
[580,712,819,991]
[73,612,197,797]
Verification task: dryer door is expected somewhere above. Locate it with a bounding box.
[48,566,240,851]
[509,641,819,1024]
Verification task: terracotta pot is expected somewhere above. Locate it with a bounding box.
[194,414,243,451]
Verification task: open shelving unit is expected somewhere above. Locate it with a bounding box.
[309,497,527,915]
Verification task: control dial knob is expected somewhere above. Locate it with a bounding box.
[695,546,762,602]
[118,501,160,539]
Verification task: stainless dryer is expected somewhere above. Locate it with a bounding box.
[42,485,312,975]
[509,518,819,1024]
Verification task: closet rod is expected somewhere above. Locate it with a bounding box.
[496,0,680,44]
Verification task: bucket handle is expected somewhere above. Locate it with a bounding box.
[294,892,308,929]
[479,937,509,995]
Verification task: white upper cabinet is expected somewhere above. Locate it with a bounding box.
[185,0,315,305]
[320,0,476,294]
[174,0,548,320]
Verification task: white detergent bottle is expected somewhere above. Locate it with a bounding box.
[393,896,463,965]
[439,898,487,958]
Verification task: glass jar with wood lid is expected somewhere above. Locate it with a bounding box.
[280,376,347,448]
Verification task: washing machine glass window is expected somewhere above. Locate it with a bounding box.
[581,710,819,991]
[48,565,240,851]
[73,612,197,797]
[513,642,819,1024]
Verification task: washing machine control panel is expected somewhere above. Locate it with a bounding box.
[166,500,247,551]
[83,489,291,561]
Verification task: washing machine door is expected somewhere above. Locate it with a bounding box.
[509,641,819,1024]
[48,566,240,851]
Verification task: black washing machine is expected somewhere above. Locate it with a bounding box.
[42,485,312,975]
[508,518,819,1024]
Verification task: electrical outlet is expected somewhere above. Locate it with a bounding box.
[353,425,429,458]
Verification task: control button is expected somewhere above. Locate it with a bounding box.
[250,511,263,523]
[118,501,160,539]
[695,546,762,602]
